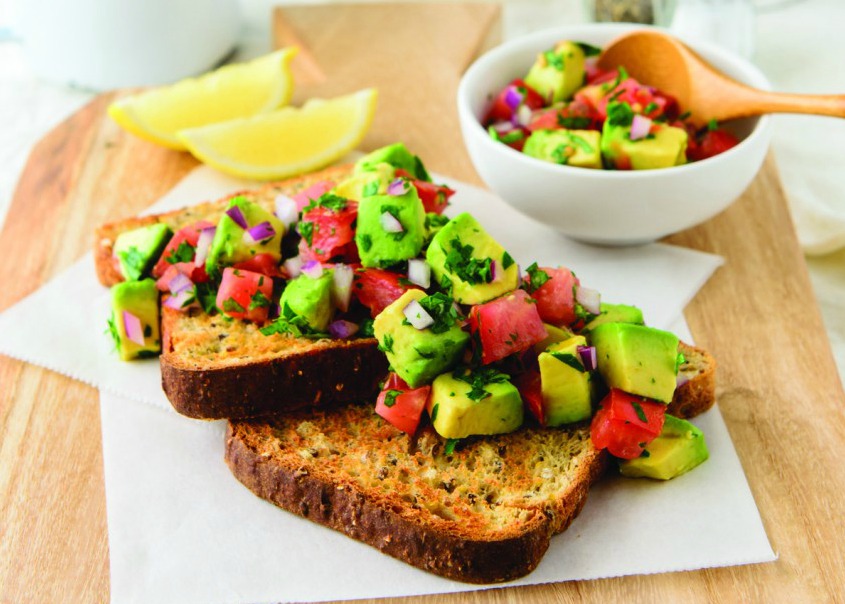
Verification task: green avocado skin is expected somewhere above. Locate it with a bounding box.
[113,223,172,281]
[278,272,334,332]
[619,414,709,480]
[591,322,679,403]
[109,278,161,361]
[355,188,425,268]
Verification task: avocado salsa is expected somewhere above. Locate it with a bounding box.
[105,142,708,480]
[484,40,739,169]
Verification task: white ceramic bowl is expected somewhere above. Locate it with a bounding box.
[457,24,772,245]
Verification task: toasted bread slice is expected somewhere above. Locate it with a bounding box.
[226,405,607,584]
[224,342,715,582]
[95,165,387,420]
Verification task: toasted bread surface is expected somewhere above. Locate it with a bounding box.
[225,403,607,583]
[669,343,716,419]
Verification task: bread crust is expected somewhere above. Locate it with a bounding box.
[669,343,716,419]
[225,418,608,583]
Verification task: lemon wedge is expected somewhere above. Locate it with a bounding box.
[108,48,298,150]
[177,88,378,181]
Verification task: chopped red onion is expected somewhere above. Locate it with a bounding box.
[168,272,193,295]
[630,114,653,141]
[380,211,404,233]
[328,319,360,339]
[331,264,354,312]
[504,85,523,111]
[245,221,276,243]
[164,288,195,310]
[491,120,512,133]
[387,178,408,196]
[122,311,145,346]
[301,260,324,279]
[403,299,434,330]
[225,205,248,229]
[194,226,215,267]
[577,345,597,372]
[407,259,430,289]
[677,372,691,388]
[575,285,601,315]
[490,260,498,282]
[283,256,303,278]
[275,194,299,228]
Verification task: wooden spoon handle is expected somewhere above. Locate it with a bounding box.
[716,85,845,120]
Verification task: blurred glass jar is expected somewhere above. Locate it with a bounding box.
[584,0,678,26]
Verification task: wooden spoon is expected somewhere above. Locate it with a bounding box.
[597,30,845,127]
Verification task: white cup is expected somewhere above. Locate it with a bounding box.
[14,0,241,90]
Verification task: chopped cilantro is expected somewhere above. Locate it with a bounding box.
[488,126,525,145]
[438,273,453,297]
[166,240,194,264]
[453,366,509,402]
[425,213,449,231]
[444,238,492,285]
[195,281,219,314]
[430,403,439,422]
[644,101,659,115]
[379,333,395,354]
[359,318,375,337]
[550,352,585,372]
[259,303,327,339]
[383,390,402,408]
[413,154,431,182]
[359,233,373,252]
[543,49,565,71]
[248,290,272,311]
[676,351,686,374]
[143,325,152,338]
[557,115,592,129]
[552,144,574,164]
[569,134,594,153]
[106,314,121,350]
[524,262,550,293]
[418,292,460,334]
[502,251,515,270]
[298,221,315,247]
[631,400,648,423]
[414,347,437,359]
[678,110,692,121]
[639,449,651,458]
[707,118,719,132]
[303,193,348,213]
[606,101,635,127]
[222,297,245,314]
[444,438,459,456]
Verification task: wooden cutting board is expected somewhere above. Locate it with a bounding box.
[1,3,844,602]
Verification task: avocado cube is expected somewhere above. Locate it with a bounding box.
[355,142,430,181]
[619,414,709,480]
[523,129,602,169]
[533,322,576,354]
[591,322,679,403]
[538,336,593,426]
[108,279,161,361]
[583,303,644,333]
[427,368,524,439]
[206,196,285,277]
[601,121,688,170]
[524,40,586,103]
[278,271,333,332]
[355,186,425,268]
[332,162,395,201]
[113,223,172,281]
[373,289,469,388]
[426,212,519,305]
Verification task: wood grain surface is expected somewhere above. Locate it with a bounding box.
[0,3,843,602]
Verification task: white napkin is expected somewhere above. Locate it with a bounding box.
[754,0,845,256]
[0,166,774,603]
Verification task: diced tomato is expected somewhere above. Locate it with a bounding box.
[298,200,358,263]
[232,253,283,278]
[291,180,336,212]
[585,63,612,85]
[151,220,214,279]
[154,262,208,292]
[468,289,548,365]
[524,266,579,327]
[353,268,419,318]
[688,127,739,162]
[375,373,430,436]
[412,180,454,214]
[484,79,544,124]
[528,100,602,133]
[515,370,544,426]
[590,389,666,459]
[216,267,274,324]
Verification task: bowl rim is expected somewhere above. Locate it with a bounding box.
[457,22,772,180]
